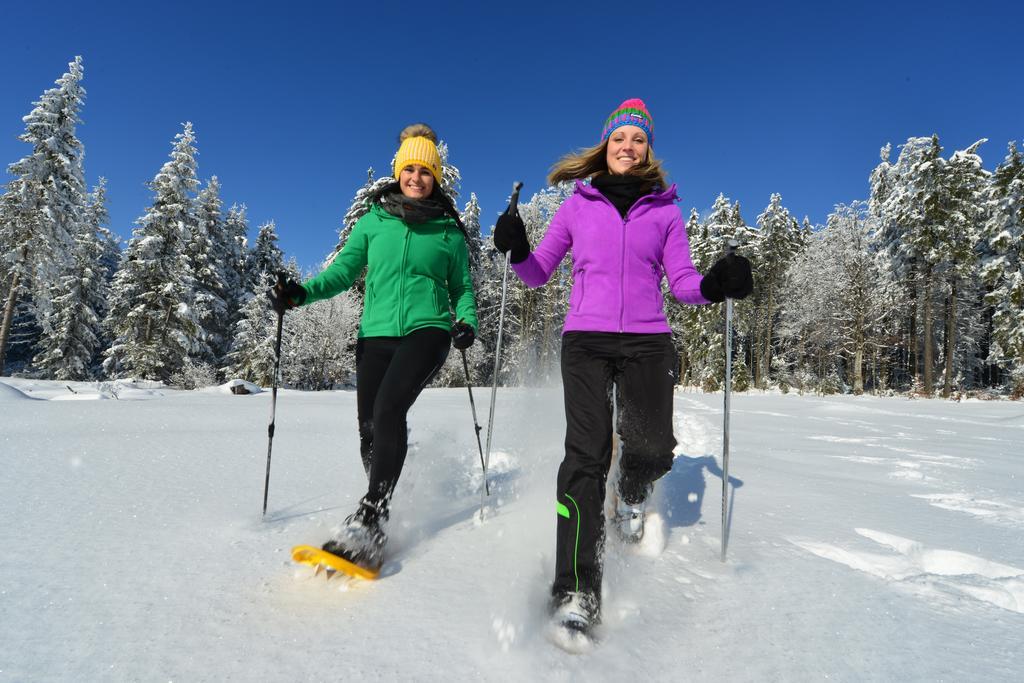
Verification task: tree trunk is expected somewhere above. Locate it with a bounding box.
[942,278,957,398]
[0,270,22,376]
[908,262,918,388]
[762,284,774,390]
[922,263,934,396]
[853,311,865,395]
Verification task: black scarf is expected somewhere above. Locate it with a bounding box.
[376,183,450,224]
[591,173,656,218]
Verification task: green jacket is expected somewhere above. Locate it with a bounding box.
[300,203,478,337]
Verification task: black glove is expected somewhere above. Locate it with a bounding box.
[450,321,475,350]
[492,213,530,264]
[699,254,753,303]
[268,274,307,315]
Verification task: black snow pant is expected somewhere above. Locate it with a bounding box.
[355,327,450,515]
[553,332,678,603]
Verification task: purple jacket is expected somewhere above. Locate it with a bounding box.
[512,181,709,334]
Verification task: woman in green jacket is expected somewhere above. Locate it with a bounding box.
[272,124,478,573]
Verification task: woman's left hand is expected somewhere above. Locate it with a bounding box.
[451,321,475,350]
[699,255,753,302]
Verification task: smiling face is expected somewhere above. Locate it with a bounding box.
[605,125,650,175]
[398,164,435,199]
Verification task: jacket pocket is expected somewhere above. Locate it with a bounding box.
[571,269,586,313]
[431,279,449,316]
[650,264,664,309]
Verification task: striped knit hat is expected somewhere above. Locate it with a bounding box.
[601,98,654,146]
[394,136,443,183]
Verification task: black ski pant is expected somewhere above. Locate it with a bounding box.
[355,327,450,514]
[553,332,677,602]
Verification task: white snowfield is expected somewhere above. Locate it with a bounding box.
[1,378,1022,681]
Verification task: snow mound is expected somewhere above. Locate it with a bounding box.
[0,380,36,401]
[790,528,1024,614]
[214,379,264,395]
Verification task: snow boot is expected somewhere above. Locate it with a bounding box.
[550,590,600,633]
[548,590,600,652]
[613,483,652,543]
[322,499,388,574]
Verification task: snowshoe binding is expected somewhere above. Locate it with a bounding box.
[293,499,387,581]
[613,483,652,544]
[322,499,387,573]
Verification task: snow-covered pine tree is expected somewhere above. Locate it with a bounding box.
[188,177,230,368]
[103,123,201,381]
[87,180,120,356]
[872,136,937,390]
[461,193,483,272]
[186,176,230,368]
[982,141,1024,395]
[1,56,87,375]
[935,140,988,396]
[245,220,285,292]
[33,180,115,379]
[675,194,759,391]
[222,204,251,332]
[222,229,297,385]
[437,141,461,208]
[899,135,981,396]
[222,289,278,385]
[753,193,803,388]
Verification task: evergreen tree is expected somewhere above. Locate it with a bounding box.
[103,123,201,381]
[460,193,483,272]
[753,193,803,387]
[222,204,251,334]
[437,141,461,207]
[245,221,285,291]
[33,180,114,379]
[223,291,278,385]
[982,141,1024,394]
[935,140,988,396]
[189,177,230,365]
[872,136,938,390]
[1,57,87,374]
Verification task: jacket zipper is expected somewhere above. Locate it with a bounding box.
[593,191,657,333]
[399,227,411,336]
[619,216,626,332]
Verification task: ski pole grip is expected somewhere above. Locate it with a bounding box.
[507,181,524,217]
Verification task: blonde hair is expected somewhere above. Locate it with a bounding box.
[398,123,438,144]
[548,139,668,187]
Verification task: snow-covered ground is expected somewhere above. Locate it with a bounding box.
[1,378,1022,681]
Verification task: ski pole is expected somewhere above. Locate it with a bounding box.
[263,273,286,518]
[459,347,489,496]
[721,239,738,560]
[483,181,523,516]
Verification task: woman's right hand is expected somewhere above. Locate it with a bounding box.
[268,274,307,314]
[493,214,530,263]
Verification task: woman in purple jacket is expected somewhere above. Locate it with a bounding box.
[493,99,752,637]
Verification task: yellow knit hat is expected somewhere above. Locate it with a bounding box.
[393,136,442,183]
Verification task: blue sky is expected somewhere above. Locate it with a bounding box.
[2,0,1021,271]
